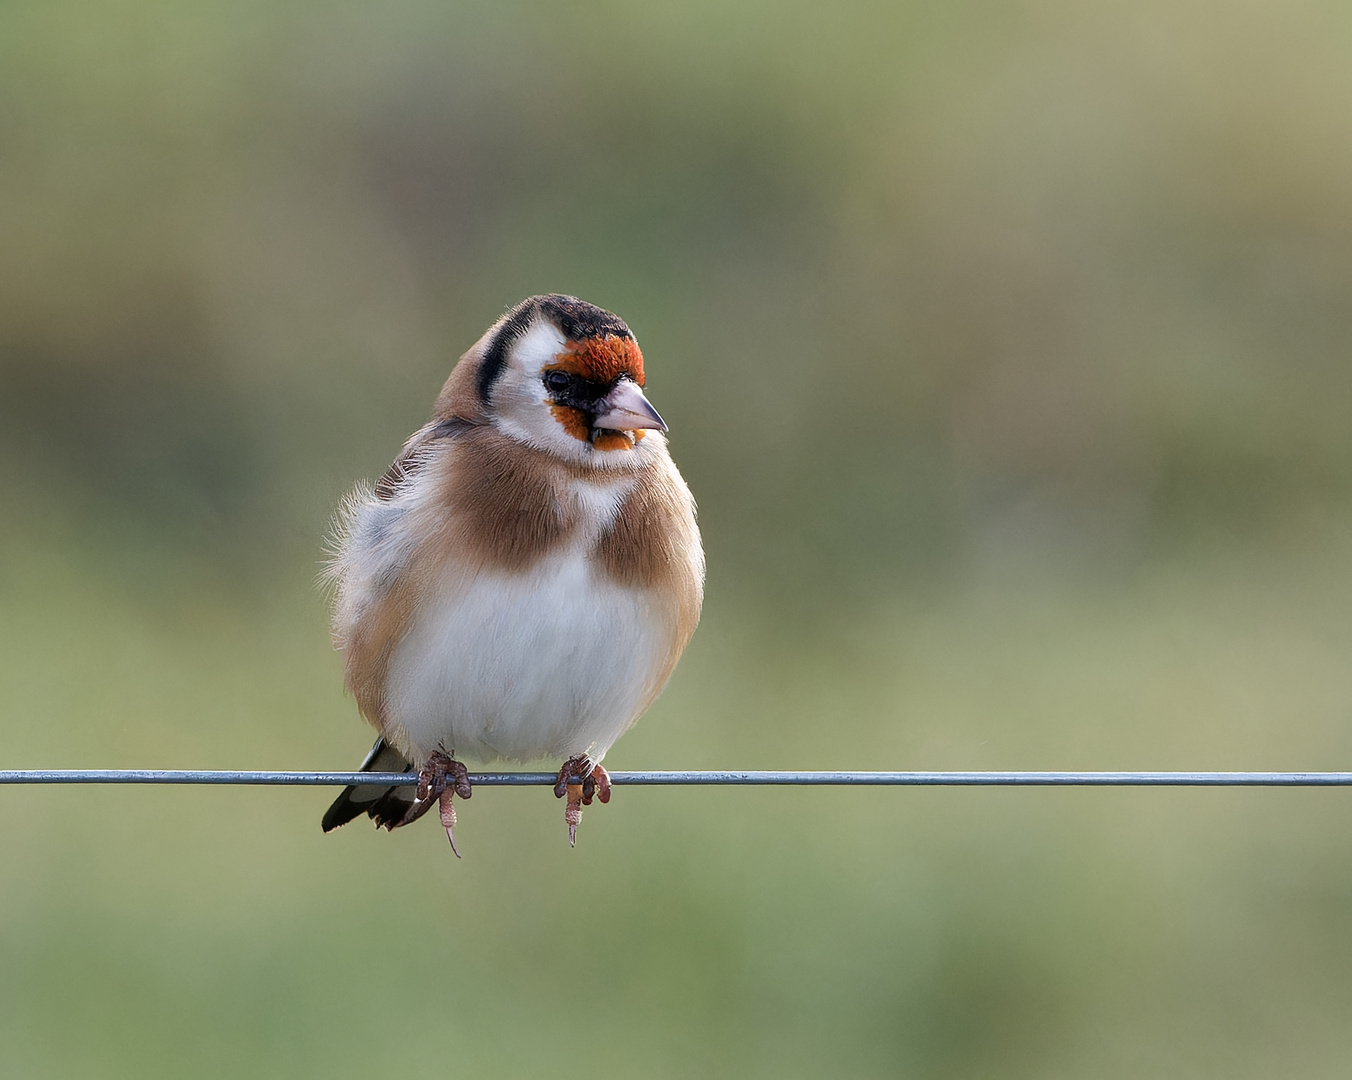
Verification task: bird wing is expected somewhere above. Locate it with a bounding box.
[320,735,417,832]
[374,417,478,501]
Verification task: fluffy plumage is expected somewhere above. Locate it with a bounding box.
[323,295,704,845]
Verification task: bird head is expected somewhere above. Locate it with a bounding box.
[460,295,667,468]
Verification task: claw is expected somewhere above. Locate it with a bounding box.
[439,787,461,858]
[565,792,583,847]
[399,789,438,827]
[592,764,612,804]
[452,760,472,801]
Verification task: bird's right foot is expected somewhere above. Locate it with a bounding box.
[398,751,472,856]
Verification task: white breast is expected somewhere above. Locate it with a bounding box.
[383,550,669,764]
[339,460,669,765]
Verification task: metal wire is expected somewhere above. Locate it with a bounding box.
[2,769,1352,786]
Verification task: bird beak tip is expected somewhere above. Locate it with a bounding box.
[592,379,667,434]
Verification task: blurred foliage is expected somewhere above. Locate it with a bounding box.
[2,0,1352,1075]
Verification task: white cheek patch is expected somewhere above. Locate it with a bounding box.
[490,315,588,459]
[507,318,567,381]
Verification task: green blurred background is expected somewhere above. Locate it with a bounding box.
[3,0,1352,1075]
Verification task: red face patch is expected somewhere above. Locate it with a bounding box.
[549,404,591,442]
[554,334,645,386]
[592,429,644,452]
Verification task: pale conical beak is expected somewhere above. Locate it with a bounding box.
[592,378,667,433]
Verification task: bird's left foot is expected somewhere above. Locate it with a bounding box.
[553,755,611,847]
[399,750,472,856]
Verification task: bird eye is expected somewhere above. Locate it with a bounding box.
[543,371,572,394]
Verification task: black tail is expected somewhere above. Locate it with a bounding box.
[321,737,417,832]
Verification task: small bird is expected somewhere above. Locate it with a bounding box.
[321,295,704,850]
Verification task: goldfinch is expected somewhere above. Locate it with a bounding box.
[321,295,704,850]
